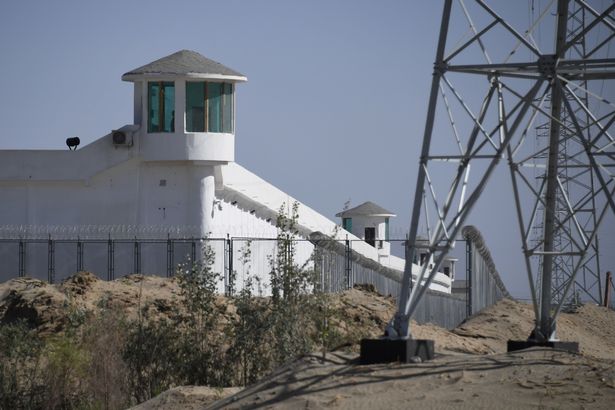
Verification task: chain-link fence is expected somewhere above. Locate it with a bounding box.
[462,225,511,315]
[0,226,515,328]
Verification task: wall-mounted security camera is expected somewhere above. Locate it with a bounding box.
[66,137,80,150]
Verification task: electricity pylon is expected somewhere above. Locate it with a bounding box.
[533,3,604,308]
[387,0,615,343]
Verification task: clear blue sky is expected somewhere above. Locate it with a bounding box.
[0,0,613,299]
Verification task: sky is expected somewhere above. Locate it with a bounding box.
[0,0,613,300]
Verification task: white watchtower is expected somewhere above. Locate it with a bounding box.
[336,201,395,256]
[120,50,247,236]
[122,49,247,162]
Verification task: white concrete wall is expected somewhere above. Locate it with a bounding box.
[0,133,452,293]
[210,197,278,238]
[139,132,234,162]
[0,157,219,236]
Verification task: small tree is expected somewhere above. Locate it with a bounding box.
[0,321,45,409]
[226,241,275,386]
[82,300,131,410]
[123,315,182,403]
[228,278,274,386]
[174,241,228,386]
[268,202,317,366]
[269,202,315,303]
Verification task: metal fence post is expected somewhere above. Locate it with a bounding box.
[107,236,114,281]
[345,237,351,289]
[226,235,234,296]
[48,236,55,284]
[466,238,472,317]
[167,235,173,277]
[191,239,196,262]
[19,240,25,278]
[605,271,612,308]
[77,237,83,271]
[133,239,141,274]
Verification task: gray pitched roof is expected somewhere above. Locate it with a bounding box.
[335,201,396,217]
[122,50,246,81]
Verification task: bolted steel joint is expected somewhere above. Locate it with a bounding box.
[537,54,558,78]
[433,61,448,75]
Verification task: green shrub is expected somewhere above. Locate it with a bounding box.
[174,243,230,386]
[227,276,274,386]
[43,334,89,409]
[0,321,45,409]
[123,316,182,404]
[81,304,131,410]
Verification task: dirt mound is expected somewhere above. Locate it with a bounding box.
[210,349,615,409]
[1,274,613,360]
[0,277,68,332]
[3,274,614,409]
[453,298,615,359]
[0,272,185,335]
[323,286,615,359]
[60,270,99,295]
[327,286,494,355]
[130,386,241,410]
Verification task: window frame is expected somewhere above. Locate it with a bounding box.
[342,217,352,232]
[147,81,175,133]
[385,217,390,241]
[185,81,234,133]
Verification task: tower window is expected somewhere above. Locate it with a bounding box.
[385,217,390,241]
[342,217,352,232]
[364,227,376,247]
[420,253,427,265]
[148,82,175,133]
[186,82,233,133]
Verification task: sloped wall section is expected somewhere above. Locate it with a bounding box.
[310,226,510,329]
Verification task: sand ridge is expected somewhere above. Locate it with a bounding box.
[2,272,614,409]
[210,348,615,409]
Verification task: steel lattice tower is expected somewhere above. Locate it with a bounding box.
[532,3,604,308]
[387,0,615,342]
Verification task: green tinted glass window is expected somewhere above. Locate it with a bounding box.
[163,83,174,132]
[186,82,205,132]
[222,83,233,133]
[185,81,233,133]
[148,81,175,133]
[385,217,390,241]
[207,83,222,132]
[342,218,352,232]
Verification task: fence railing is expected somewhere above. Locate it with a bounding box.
[462,225,510,315]
[0,227,510,329]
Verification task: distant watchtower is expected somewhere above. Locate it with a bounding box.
[336,201,395,256]
[122,50,247,162]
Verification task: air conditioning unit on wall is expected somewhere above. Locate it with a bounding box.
[112,130,132,146]
[110,125,139,147]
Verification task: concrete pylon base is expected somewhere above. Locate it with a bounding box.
[359,338,435,364]
[507,340,579,353]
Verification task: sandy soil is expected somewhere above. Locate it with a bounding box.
[130,386,241,410]
[210,349,615,409]
[327,285,615,360]
[205,295,615,409]
[0,271,236,335]
[2,272,614,409]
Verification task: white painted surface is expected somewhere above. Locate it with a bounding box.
[139,132,234,162]
[0,57,452,293]
[0,146,453,293]
[0,145,453,293]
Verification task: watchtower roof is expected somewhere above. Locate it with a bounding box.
[336,201,396,217]
[121,50,247,82]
